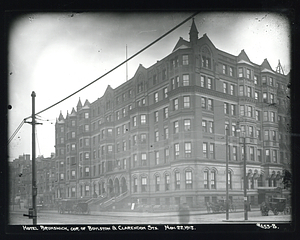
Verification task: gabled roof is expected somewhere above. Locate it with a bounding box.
[82,99,91,109]
[172,37,191,52]
[260,58,274,73]
[237,49,254,66]
[69,107,77,117]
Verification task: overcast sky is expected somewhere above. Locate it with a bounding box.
[7,11,291,161]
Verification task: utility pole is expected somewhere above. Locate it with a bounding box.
[225,131,229,220]
[243,136,248,220]
[31,91,37,225]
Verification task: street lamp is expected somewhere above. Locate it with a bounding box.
[225,127,229,220]
[236,127,248,220]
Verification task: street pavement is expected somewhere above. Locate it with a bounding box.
[8,206,291,225]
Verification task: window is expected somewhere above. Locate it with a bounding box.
[207,78,212,89]
[141,153,147,166]
[270,112,275,122]
[257,129,261,140]
[71,143,76,151]
[154,111,159,122]
[164,87,168,98]
[200,76,205,87]
[163,107,168,119]
[108,145,112,153]
[264,130,269,141]
[133,154,138,167]
[228,171,232,189]
[240,105,245,116]
[223,64,227,74]
[230,84,235,95]
[133,135,137,145]
[173,98,179,110]
[141,177,147,192]
[132,116,137,127]
[264,111,268,121]
[208,121,214,133]
[255,110,260,121]
[123,124,127,134]
[183,96,190,108]
[116,111,120,120]
[85,167,90,177]
[210,143,215,159]
[254,75,258,85]
[255,92,259,100]
[185,171,192,189]
[247,86,252,97]
[249,146,255,161]
[175,172,180,190]
[175,76,179,88]
[204,170,209,189]
[201,46,213,68]
[183,55,189,65]
[269,77,273,86]
[249,126,254,137]
[223,82,228,94]
[202,120,207,132]
[133,178,138,192]
[184,119,191,131]
[246,68,251,79]
[257,149,262,162]
[201,97,206,108]
[232,124,236,137]
[174,143,179,159]
[185,142,192,158]
[155,151,159,165]
[247,106,253,117]
[270,93,274,103]
[123,159,127,169]
[263,92,267,103]
[122,108,126,118]
[155,131,159,142]
[229,67,233,76]
[203,142,208,158]
[224,103,229,114]
[141,114,146,124]
[164,127,169,139]
[84,112,89,119]
[208,99,213,111]
[174,121,179,134]
[123,141,127,151]
[155,176,160,191]
[238,67,243,77]
[154,92,158,103]
[84,124,89,132]
[271,130,276,140]
[225,123,229,135]
[231,105,236,115]
[183,74,190,86]
[211,170,216,189]
[233,146,237,161]
[165,147,169,163]
[266,149,270,162]
[163,174,170,191]
[116,127,120,135]
[141,133,146,143]
[239,85,244,96]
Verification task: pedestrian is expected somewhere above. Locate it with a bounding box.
[178,203,190,224]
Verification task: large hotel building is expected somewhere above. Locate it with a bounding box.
[53,19,291,209]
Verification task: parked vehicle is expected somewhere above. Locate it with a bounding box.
[207,199,235,213]
[260,197,287,216]
[74,202,90,214]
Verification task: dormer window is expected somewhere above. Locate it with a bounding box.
[201,47,212,69]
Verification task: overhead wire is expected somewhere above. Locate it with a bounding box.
[23,11,200,121]
[10,12,200,145]
[8,120,25,145]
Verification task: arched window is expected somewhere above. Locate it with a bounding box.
[201,47,212,69]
